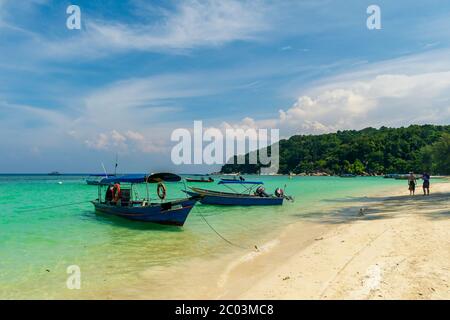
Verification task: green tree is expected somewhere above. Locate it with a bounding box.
[431,133,450,174]
[350,159,365,175]
[220,125,450,175]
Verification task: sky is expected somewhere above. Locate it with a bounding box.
[1,0,450,173]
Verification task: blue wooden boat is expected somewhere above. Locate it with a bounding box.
[91,173,199,226]
[92,197,198,225]
[186,188,284,206]
[186,177,214,183]
[185,180,292,206]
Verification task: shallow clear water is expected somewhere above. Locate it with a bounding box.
[0,175,410,298]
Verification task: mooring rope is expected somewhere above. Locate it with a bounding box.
[198,212,258,252]
[16,200,90,213]
[16,201,258,252]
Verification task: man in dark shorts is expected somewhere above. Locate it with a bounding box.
[408,172,416,196]
[422,172,430,195]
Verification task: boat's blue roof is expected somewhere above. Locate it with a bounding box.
[99,173,182,184]
[100,174,146,184]
[218,180,263,185]
[147,172,182,183]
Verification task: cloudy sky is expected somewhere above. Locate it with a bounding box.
[1,0,450,173]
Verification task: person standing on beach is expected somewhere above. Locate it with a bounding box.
[422,172,430,195]
[408,172,416,196]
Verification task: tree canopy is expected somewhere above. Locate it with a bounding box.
[220,125,450,175]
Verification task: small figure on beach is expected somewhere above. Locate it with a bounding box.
[358,208,365,216]
[408,172,416,195]
[422,172,430,196]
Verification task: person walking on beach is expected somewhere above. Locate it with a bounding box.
[422,172,430,196]
[408,172,416,196]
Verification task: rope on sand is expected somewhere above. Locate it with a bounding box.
[319,227,390,298]
[16,200,91,213]
[17,201,259,252]
[198,212,258,252]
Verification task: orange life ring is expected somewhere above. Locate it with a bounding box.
[157,182,166,200]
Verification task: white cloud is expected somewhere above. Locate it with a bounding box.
[277,71,450,134]
[221,117,258,131]
[0,0,48,30]
[85,132,109,150]
[43,0,271,58]
[101,0,267,48]
[85,130,169,154]
[0,73,199,155]
[0,100,74,151]
[0,101,70,129]
[279,89,375,132]
[34,72,223,155]
[227,49,450,136]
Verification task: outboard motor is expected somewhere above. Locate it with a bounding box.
[275,188,284,198]
[255,186,269,197]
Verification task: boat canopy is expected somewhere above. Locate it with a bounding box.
[147,172,181,183]
[218,180,263,185]
[88,173,116,177]
[99,172,182,185]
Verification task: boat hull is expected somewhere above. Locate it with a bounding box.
[186,190,283,206]
[186,178,214,183]
[92,198,198,226]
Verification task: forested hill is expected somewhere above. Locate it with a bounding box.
[220,125,450,175]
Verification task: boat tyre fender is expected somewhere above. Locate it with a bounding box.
[275,188,284,198]
[157,182,167,200]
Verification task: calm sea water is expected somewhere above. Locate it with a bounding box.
[0,175,410,298]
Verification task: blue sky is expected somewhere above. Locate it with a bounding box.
[1,0,450,173]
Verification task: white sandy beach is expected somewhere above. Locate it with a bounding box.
[213,182,450,300]
[94,181,450,300]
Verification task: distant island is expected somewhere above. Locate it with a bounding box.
[220,125,450,176]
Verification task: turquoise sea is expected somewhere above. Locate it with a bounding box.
[0,175,412,299]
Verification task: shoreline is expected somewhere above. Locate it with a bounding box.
[212,182,450,299]
[3,177,447,299]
